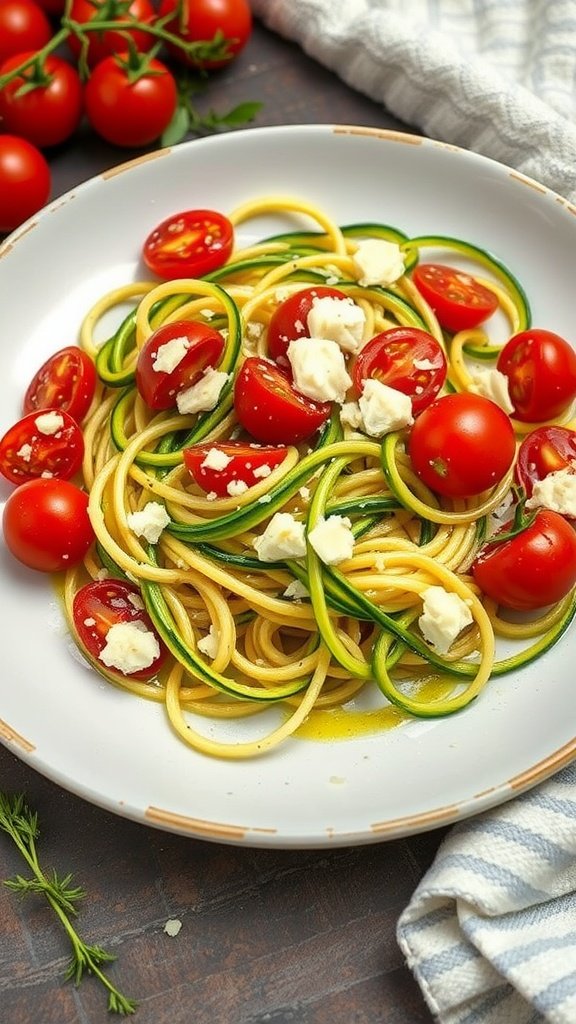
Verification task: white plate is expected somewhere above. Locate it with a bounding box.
[1,124,575,848]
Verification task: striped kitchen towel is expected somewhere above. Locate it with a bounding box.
[249,0,576,203]
[397,762,576,1024]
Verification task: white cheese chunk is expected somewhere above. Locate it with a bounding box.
[418,586,473,655]
[152,336,189,374]
[358,378,414,437]
[469,367,515,414]
[227,479,249,497]
[287,337,352,404]
[525,468,576,516]
[306,295,366,354]
[253,512,307,562]
[126,501,170,544]
[16,443,33,461]
[35,411,64,435]
[99,620,160,675]
[200,447,233,471]
[283,579,309,600]
[339,401,363,431]
[252,463,272,479]
[352,239,405,287]
[308,515,355,565]
[197,624,220,660]
[176,367,229,414]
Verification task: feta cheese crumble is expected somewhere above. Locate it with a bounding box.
[283,579,309,600]
[176,367,229,414]
[197,624,220,660]
[253,512,307,562]
[308,515,355,565]
[152,336,189,374]
[469,367,515,414]
[16,443,33,462]
[99,620,160,675]
[525,468,576,517]
[306,295,366,353]
[35,411,64,435]
[287,337,351,404]
[418,586,473,655]
[227,479,249,497]
[126,502,170,544]
[200,447,233,471]
[353,239,405,287]
[358,378,414,436]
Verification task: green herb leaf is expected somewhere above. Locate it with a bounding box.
[213,101,263,127]
[161,103,191,147]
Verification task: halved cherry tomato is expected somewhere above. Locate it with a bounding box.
[184,440,289,496]
[408,392,515,498]
[516,426,576,498]
[267,286,349,364]
[496,328,576,422]
[351,327,447,415]
[234,357,330,445]
[142,209,234,280]
[135,320,225,410]
[412,263,499,332]
[472,509,576,610]
[23,346,96,422]
[0,409,84,485]
[72,579,167,679]
[2,477,94,572]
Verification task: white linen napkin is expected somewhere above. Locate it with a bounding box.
[249,0,576,203]
[249,3,576,1020]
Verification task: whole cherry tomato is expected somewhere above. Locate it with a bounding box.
[67,0,155,66]
[72,579,168,679]
[409,392,516,498]
[84,53,177,147]
[2,477,94,572]
[0,408,84,485]
[516,426,576,498]
[234,357,331,445]
[23,346,97,422]
[157,0,252,69]
[136,319,225,410]
[0,134,50,233]
[184,441,289,496]
[0,52,83,148]
[267,286,351,364]
[351,327,447,415]
[472,509,576,611]
[0,0,51,65]
[497,328,576,422]
[412,263,499,333]
[142,209,234,280]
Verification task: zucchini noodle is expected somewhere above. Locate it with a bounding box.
[62,195,576,760]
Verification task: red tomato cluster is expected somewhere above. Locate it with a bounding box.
[0,0,253,232]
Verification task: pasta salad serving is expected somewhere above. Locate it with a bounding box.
[2,194,576,760]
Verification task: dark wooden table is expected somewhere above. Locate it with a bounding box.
[0,18,447,1023]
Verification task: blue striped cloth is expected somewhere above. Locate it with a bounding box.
[397,763,576,1023]
[250,0,576,202]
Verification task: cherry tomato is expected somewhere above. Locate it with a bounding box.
[2,477,94,572]
[234,357,330,445]
[184,440,289,496]
[34,0,65,14]
[72,579,167,679]
[0,134,50,234]
[267,286,350,364]
[0,409,84,485]
[84,53,177,148]
[472,509,576,611]
[0,52,83,149]
[23,346,97,422]
[409,392,516,498]
[67,0,155,66]
[351,327,447,415]
[0,0,51,65]
[515,426,576,499]
[157,0,252,69]
[496,328,576,423]
[136,319,225,411]
[412,263,499,333]
[142,209,234,280]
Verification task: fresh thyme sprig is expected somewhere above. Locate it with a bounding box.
[0,792,136,1016]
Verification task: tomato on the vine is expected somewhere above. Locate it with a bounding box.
[84,53,177,148]
[472,509,576,611]
[496,328,576,422]
[0,52,83,149]
[0,409,84,485]
[267,286,350,364]
[351,327,447,415]
[0,134,50,233]
[23,346,97,422]
[72,579,168,679]
[142,209,234,280]
[33,0,65,14]
[234,357,331,445]
[409,392,516,498]
[184,441,289,496]
[515,426,576,498]
[67,0,155,66]
[136,319,225,411]
[157,0,252,69]
[0,0,51,65]
[412,263,499,333]
[2,477,94,572]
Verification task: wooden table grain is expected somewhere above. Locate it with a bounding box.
[0,18,447,1024]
